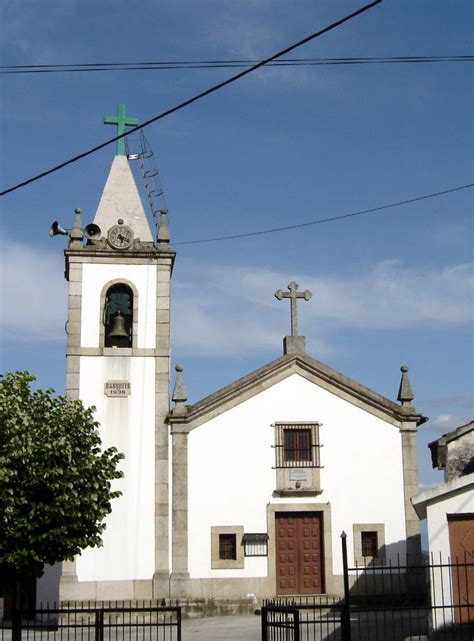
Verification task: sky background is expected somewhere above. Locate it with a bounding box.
[1,0,473,493]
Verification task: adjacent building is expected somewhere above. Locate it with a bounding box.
[413,421,474,626]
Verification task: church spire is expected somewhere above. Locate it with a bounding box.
[92,155,153,243]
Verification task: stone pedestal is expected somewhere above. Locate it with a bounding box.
[283,335,306,355]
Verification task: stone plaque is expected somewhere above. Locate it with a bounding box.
[104,380,131,397]
[289,468,307,481]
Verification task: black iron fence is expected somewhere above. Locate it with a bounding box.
[0,604,181,641]
[262,533,473,641]
[262,597,344,641]
[261,605,301,641]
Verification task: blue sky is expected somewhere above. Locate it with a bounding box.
[1,0,473,491]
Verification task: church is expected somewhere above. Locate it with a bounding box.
[59,109,427,603]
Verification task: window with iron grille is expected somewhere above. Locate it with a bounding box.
[219,533,237,560]
[243,533,269,557]
[361,531,378,557]
[274,422,321,468]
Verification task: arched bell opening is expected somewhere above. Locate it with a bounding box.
[104,284,133,348]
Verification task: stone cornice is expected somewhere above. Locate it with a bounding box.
[64,245,176,279]
[168,352,428,432]
[65,245,176,260]
[66,347,167,357]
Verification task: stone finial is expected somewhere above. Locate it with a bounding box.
[69,208,84,248]
[157,208,170,245]
[275,282,312,355]
[397,365,415,409]
[275,282,312,337]
[172,364,187,415]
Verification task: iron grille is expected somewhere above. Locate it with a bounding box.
[273,422,322,468]
[243,533,269,557]
[219,533,237,560]
[361,530,379,557]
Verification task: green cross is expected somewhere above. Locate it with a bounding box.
[104,104,139,156]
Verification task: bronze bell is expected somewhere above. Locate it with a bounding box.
[109,310,128,337]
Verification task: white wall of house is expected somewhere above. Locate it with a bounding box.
[76,357,156,581]
[187,373,406,579]
[418,476,474,629]
[81,263,157,348]
[425,479,474,558]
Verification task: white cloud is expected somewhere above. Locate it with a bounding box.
[0,238,67,341]
[313,261,473,328]
[429,414,472,433]
[200,3,319,91]
[432,414,459,429]
[172,259,473,355]
[1,241,472,355]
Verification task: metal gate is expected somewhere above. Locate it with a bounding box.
[261,606,300,641]
[1,604,181,641]
[262,532,474,640]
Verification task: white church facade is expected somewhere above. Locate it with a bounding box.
[169,348,425,599]
[59,118,427,602]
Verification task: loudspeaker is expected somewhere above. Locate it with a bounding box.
[85,223,102,240]
[49,221,68,237]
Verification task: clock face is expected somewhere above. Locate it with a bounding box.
[108,225,134,249]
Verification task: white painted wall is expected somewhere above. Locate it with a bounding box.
[187,373,406,580]
[425,481,474,558]
[423,477,474,628]
[81,263,157,348]
[76,356,156,581]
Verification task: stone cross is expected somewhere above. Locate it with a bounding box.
[104,104,139,156]
[275,282,312,337]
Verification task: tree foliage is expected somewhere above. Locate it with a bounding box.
[0,371,124,578]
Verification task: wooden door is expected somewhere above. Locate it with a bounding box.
[448,514,474,624]
[275,512,324,595]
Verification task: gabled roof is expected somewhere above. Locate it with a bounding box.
[429,420,474,470]
[412,472,474,520]
[168,351,427,432]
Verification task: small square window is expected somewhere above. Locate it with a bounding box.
[353,524,385,565]
[219,533,237,560]
[211,526,244,569]
[274,423,321,468]
[361,531,378,557]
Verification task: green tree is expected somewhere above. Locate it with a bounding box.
[0,371,124,583]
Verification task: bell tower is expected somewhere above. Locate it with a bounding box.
[60,108,175,600]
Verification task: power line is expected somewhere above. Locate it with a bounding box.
[174,183,474,246]
[2,55,472,74]
[0,0,382,197]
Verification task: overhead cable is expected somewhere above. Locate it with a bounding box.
[0,0,382,197]
[174,183,474,245]
[2,55,472,74]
